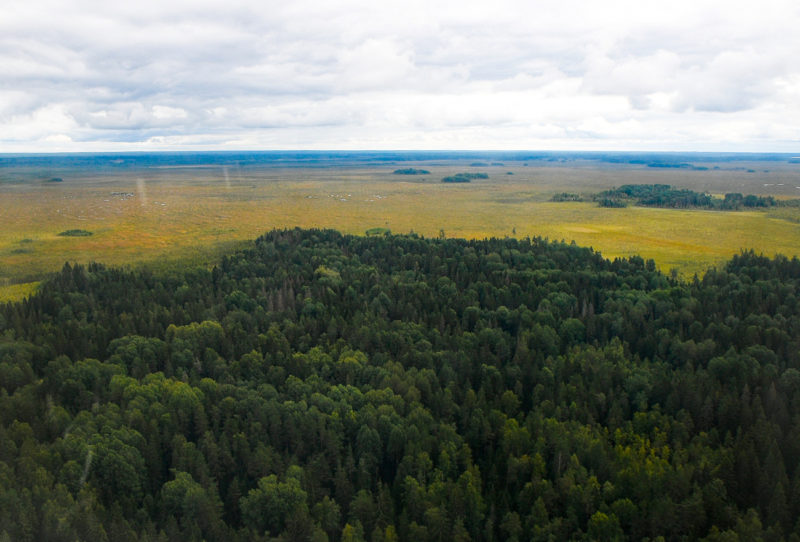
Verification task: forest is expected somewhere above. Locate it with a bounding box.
[442,173,489,183]
[2,228,800,541]
[593,185,778,210]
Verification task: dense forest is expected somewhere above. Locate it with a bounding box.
[2,229,800,541]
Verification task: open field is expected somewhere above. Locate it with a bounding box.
[3,152,800,301]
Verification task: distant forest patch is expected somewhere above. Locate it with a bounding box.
[550,192,584,202]
[392,168,430,175]
[57,229,93,237]
[442,172,489,183]
[46,177,64,182]
[582,184,784,210]
[644,162,709,171]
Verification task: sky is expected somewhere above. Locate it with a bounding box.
[2,0,800,152]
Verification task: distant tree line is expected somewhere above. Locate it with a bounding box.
[57,229,93,237]
[550,193,584,202]
[442,173,489,183]
[393,169,430,175]
[593,184,780,210]
[646,162,709,171]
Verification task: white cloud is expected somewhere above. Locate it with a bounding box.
[4,104,80,141]
[151,105,188,120]
[1,0,799,151]
[42,133,73,143]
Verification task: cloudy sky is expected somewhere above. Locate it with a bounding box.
[2,0,799,152]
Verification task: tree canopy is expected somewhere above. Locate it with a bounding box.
[2,229,800,540]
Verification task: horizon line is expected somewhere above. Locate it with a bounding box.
[2,149,800,156]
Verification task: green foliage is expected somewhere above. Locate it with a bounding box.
[441,172,489,183]
[594,184,777,210]
[57,229,93,237]
[240,472,309,536]
[2,230,800,540]
[550,192,583,202]
[598,197,628,208]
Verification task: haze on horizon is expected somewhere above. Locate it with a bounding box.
[2,0,799,153]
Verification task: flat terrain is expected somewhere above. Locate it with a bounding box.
[3,152,800,301]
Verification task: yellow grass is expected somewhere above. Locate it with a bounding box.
[0,281,40,303]
[2,162,800,302]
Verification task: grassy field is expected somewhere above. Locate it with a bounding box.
[3,157,800,302]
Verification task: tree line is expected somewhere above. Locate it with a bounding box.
[594,184,779,209]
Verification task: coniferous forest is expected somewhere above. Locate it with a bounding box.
[3,228,800,541]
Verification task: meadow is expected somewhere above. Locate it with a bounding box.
[3,152,800,301]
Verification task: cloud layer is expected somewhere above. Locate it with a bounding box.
[2,0,799,151]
